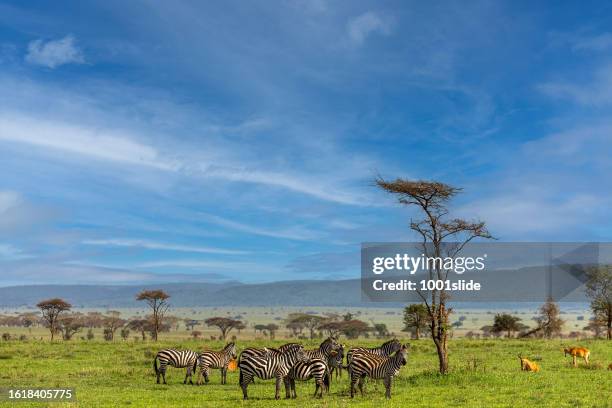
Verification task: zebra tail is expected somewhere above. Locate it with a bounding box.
[324,368,330,389]
[153,356,158,375]
[239,369,243,385]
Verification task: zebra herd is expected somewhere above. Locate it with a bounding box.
[152,338,409,399]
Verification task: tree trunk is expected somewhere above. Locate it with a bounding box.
[433,338,448,374]
[415,327,420,340]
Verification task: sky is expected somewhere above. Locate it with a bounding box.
[0,0,611,286]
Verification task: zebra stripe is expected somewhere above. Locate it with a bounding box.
[347,338,402,363]
[349,344,409,399]
[239,343,299,362]
[153,349,199,385]
[284,358,330,399]
[304,337,339,361]
[328,344,345,381]
[239,344,308,400]
[196,342,237,385]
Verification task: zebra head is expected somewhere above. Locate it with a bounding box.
[224,342,237,359]
[382,338,402,355]
[396,344,409,366]
[320,337,339,354]
[282,344,308,365]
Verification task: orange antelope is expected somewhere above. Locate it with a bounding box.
[563,347,590,367]
[518,355,540,372]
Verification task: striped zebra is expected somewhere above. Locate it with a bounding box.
[328,343,345,382]
[349,344,409,399]
[284,358,330,398]
[347,339,401,370]
[239,344,308,400]
[153,349,199,385]
[304,337,339,361]
[238,343,299,384]
[196,342,237,385]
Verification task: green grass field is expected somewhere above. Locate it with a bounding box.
[0,338,610,408]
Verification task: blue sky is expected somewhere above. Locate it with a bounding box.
[0,1,611,286]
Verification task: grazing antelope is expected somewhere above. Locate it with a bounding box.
[153,349,199,384]
[518,355,540,372]
[563,347,590,367]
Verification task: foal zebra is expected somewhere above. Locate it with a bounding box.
[196,342,237,385]
[239,344,308,400]
[153,349,199,385]
[284,358,330,398]
[349,344,409,399]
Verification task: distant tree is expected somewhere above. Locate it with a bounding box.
[128,319,151,341]
[191,330,202,339]
[253,324,268,335]
[341,320,370,339]
[18,312,38,330]
[402,304,428,340]
[102,311,126,341]
[534,298,565,338]
[286,313,324,339]
[120,328,130,340]
[343,312,354,321]
[165,315,181,331]
[317,321,344,338]
[36,298,72,340]
[265,323,279,339]
[372,323,389,338]
[492,314,523,338]
[584,316,606,338]
[235,321,246,335]
[377,177,493,374]
[585,265,611,340]
[86,328,95,340]
[204,317,243,340]
[286,320,305,337]
[57,314,85,340]
[185,319,199,331]
[136,290,170,341]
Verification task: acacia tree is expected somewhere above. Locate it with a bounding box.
[492,313,523,338]
[585,265,611,340]
[377,178,493,374]
[286,313,324,339]
[36,298,72,340]
[57,313,85,340]
[535,298,565,338]
[128,318,151,341]
[136,290,170,341]
[402,304,429,340]
[103,311,126,341]
[205,317,243,340]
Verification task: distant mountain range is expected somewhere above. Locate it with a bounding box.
[0,280,368,308]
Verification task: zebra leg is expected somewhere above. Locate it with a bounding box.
[358,377,365,397]
[204,367,210,383]
[283,377,291,399]
[184,366,189,384]
[350,373,358,398]
[240,372,251,400]
[161,367,167,385]
[221,367,226,384]
[275,375,283,400]
[384,375,392,399]
[290,378,297,399]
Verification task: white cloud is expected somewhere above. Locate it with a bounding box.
[538,64,612,106]
[25,35,84,68]
[0,243,33,260]
[82,238,247,255]
[571,33,612,52]
[0,114,177,170]
[199,213,321,241]
[0,191,21,214]
[347,11,393,45]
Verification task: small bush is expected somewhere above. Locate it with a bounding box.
[1,333,11,341]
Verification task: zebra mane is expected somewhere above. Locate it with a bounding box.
[223,342,235,350]
[381,338,400,347]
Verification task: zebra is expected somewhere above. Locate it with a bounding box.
[239,344,308,400]
[328,343,345,382]
[153,349,199,385]
[238,343,299,384]
[284,358,330,399]
[304,337,340,361]
[196,342,237,385]
[346,338,402,375]
[349,344,409,399]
